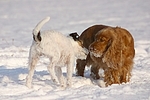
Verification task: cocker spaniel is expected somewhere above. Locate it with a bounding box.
[55,24,135,87]
[26,17,87,88]
[89,27,135,86]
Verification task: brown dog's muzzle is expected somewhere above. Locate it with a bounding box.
[89,43,99,54]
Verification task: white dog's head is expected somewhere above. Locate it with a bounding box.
[69,32,88,60]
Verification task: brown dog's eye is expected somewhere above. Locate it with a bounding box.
[96,39,100,42]
[100,37,106,42]
[96,37,106,42]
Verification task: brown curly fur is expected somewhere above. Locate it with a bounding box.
[89,27,135,86]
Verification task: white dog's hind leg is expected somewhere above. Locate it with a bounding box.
[47,61,58,83]
[55,66,65,87]
[26,56,39,88]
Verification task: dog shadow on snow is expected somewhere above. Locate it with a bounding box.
[0,65,75,88]
[0,65,54,86]
[0,65,100,88]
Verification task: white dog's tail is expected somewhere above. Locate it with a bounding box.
[33,17,50,42]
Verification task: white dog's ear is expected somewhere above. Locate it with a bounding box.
[69,32,79,41]
[69,32,84,48]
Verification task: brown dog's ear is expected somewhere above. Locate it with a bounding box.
[69,32,79,41]
[103,27,129,69]
[102,28,119,69]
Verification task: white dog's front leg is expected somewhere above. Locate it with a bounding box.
[66,56,74,87]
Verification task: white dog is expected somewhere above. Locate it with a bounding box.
[26,17,87,88]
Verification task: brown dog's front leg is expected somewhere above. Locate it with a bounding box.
[76,59,86,77]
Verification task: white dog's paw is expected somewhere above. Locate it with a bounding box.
[66,80,72,88]
[52,79,58,84]
[26,76,33,88]
[26,81,32,88]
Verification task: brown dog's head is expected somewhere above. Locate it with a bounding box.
[89,27,135,69]
[89,27,114,58]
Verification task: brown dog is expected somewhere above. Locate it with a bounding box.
[74,25,135,87]
[89,27,135,86]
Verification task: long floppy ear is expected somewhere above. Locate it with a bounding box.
[102,27,123,69]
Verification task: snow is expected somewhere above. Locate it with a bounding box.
[0,0,150,100]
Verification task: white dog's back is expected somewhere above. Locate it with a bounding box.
[35,30,74,65]
[40,30,72,50]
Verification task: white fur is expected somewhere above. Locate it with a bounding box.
[26,17,87,88]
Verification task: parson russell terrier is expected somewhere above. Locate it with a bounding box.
[26,17,88,88]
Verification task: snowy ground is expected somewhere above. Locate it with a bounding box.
[0,0,150,100]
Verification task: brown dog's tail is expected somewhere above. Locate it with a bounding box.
[32,17,50,42]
